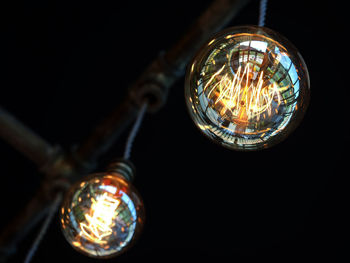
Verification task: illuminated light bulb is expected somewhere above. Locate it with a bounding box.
[185,25,310,150]
[60,160,145,258]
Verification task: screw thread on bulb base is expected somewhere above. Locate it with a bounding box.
[106,159,135,182]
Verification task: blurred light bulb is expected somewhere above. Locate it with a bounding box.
[60,162,144,258]
[185,26,310,150]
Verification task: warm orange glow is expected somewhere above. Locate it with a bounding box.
[72,241,81,247]
[205,63,288,123]
[80,193,120,244]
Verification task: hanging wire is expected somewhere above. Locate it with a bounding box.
[24,193,62,263]
[123,101,148,160]
[24,101,148,262]
[258,0,268,27]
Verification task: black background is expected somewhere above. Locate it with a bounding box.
[0,0,348,261]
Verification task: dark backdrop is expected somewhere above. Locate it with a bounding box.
[0,0,347,261]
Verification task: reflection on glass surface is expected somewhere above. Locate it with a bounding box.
[185,26,310,150]
[60,173,144,258]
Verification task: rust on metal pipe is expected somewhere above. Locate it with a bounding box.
[76,0,250,166]
[0,1,251,259]
[0,107,59,169]
[130,0,250,110]
[74,98,138,168]
[164,0,250,75]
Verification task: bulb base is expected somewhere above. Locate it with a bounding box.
[106,159,135,182]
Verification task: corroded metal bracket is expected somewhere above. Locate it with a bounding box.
[0,0,250,261]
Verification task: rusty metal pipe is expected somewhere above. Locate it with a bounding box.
[76,0,250,166]
[0,107,59,169]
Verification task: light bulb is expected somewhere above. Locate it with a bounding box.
[60,161,144,258]
[185,26,310,150]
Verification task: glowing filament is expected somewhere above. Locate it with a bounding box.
[80,193,120,244]
[205,63,288,123]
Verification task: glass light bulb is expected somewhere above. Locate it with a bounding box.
[185,26,310,150]
[60,172,145,258]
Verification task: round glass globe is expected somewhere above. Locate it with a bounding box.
[185,26,310,150]
[60,172,145,258]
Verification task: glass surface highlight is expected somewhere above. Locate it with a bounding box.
[185,26,310,150]
[60,173,144,258]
